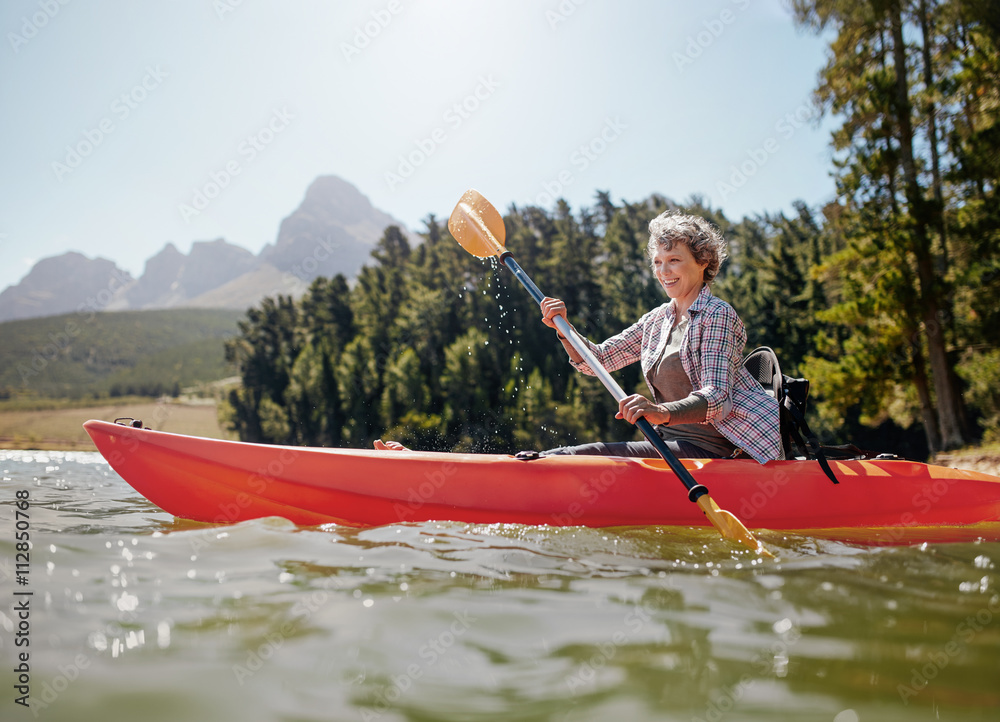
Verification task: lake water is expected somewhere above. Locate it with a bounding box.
[1,449,998,721]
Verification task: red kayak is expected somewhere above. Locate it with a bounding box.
[83,419,1000,544]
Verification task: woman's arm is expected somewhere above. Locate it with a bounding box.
[617,393,708,426]
[540,297,650,375]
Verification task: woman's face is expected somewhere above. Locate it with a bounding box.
[651,241,708,306]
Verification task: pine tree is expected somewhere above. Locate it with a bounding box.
[791,0,973,450]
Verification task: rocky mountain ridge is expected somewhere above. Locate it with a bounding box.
[0,175,404,322]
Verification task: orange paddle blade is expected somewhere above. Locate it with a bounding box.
[696,494,773,557]
[448,189,506,258]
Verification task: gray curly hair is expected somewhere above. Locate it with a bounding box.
[646,211,728,284]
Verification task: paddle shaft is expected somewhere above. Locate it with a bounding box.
[500,252,708,503]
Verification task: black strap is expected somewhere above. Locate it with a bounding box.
[782,398,840,485]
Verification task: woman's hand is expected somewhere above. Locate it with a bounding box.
[541,296,584,361]
[374,439,408,451]
[540,297,568,331]
[616,394,670,426]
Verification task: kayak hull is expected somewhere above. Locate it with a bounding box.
[83,419,1000,543]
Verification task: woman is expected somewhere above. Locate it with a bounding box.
[538,211,780,464]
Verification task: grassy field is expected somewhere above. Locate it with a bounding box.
[0,307,243,398]
[0,399,234,450]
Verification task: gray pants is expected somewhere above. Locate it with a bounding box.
[542,437,724,459]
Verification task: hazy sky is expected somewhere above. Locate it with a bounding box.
[0,0,836,292]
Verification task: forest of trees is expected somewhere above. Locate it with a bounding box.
[221,0,999,460]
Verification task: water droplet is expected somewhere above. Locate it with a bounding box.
[157,621,171,649]
[773,618,793,634]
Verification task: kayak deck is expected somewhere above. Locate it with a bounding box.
[83,419,1000,544]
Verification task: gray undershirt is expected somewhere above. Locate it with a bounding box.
[650,315,736,457]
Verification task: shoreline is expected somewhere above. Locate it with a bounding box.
[0,399,233,451]
[934,448,1000,477]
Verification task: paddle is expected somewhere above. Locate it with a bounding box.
[447,189,771,557]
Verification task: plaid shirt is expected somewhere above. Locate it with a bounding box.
[569,284,781,464]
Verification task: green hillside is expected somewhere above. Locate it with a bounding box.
[0,308,245,399]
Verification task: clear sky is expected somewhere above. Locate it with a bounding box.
[0,0,836,292]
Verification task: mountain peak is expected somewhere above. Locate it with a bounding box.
[261,174,403,280]
[0,252,132,322]
[126,238,258,309]
[0,175,404,322]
